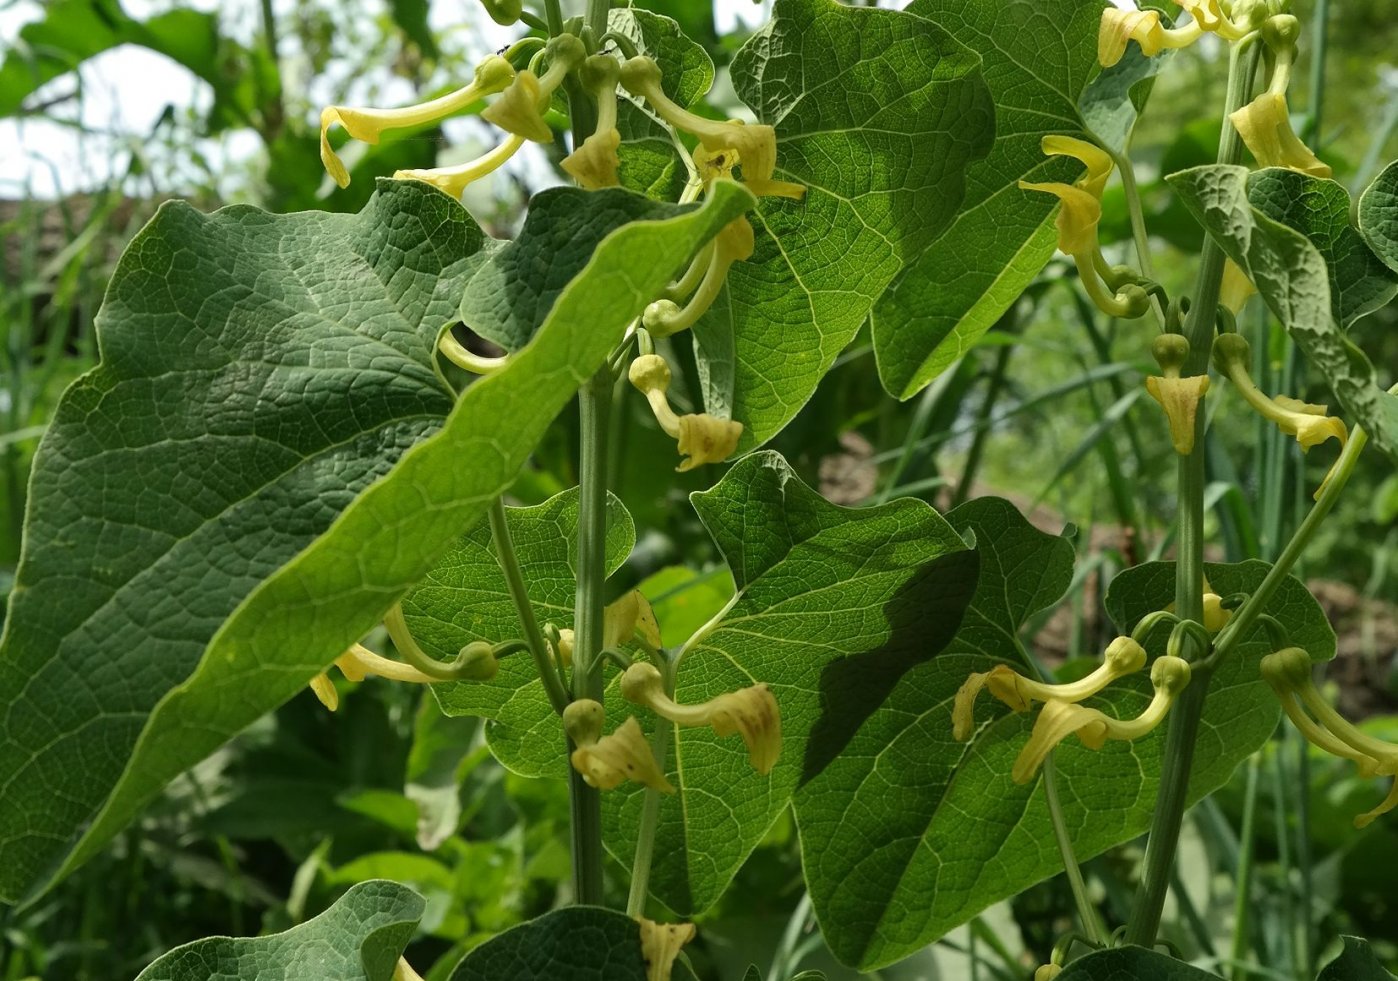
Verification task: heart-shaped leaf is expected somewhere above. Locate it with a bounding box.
[870,0,1106,399]
[695,0,995,446]
[0,178,753,903]
[1358,160,1398,273]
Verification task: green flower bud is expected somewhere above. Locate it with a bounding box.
[478,0,522,25]
[456,640,499,680]
[1211,331,1251,372]
[1263,13,1300,49]
[563,698,606,746]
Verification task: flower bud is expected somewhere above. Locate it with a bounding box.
[456,640,499,680]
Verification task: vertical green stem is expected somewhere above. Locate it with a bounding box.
[490,497,569,715]
[1229,755,1261,980]
[569,371,613,906]
[1123,38,1261,948]
[626,655,675,918]
[1042,753,1106,945]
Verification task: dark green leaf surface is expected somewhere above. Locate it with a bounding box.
[697,0,994,446]
[1057,946,1221,980]
[1358,160,1398,273]
[871,0,1106,399]
[1169,164,1398,463]
[1246,168,1398,327]
[795,496,1332,969]
[0,179,752,903]
[1317,936,1398,981]
[605,451,979,915]
[458,189,686,351]
[406,488,634,776]
[448,907,657,981]
[134,879,424,981]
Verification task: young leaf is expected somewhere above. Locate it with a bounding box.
[1357,159,1398,273]
[0,178,753,904]
[605,450,980,914]
[1168,164,1398,463]
[696,0,995,447]
[448,907,694,981]
[134,879,424,981]
[1056,945,1222,980]
[403,488,635,776]
[870,0,1107,399]
[794,497,1333,969]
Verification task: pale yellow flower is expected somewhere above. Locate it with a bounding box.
[1230,91,1332,178]
[637,918,697,981]
[628,353,744,469]
[570,716,674,793]
[622,662,782,774]
[1145,375,1210,455]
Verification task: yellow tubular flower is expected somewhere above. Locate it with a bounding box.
[620,57,778,184]
[692,144,805,201]
[310,673,340,711]
[555,628,575,668]
[1215,334,1347,457]
[628,354,744,470]
[395,134,526,198]
[1011,656,1193,784]
[1099,8,1166,67]
[952,637,1147,742]
[1146,376,1211,455]
[570,716,674,793]
[604,590,662,651]
[1230,91,1332,177]
[482,35,585,143]
[1220,259,1257,314]
[1261,648,1398,827]
[1018,135,1111,254]
[309,641,442,710]
[644,215,755,337]
[562,55,622,189]
[320,54,515,188]
[622,662,782,774]
[637,918,697,981]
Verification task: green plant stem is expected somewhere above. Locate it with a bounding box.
[626,656,676,918]
[543,0,563,35]
[586,0,610,37]
[568,370,613,906]
[489,497,569,715]
[1229,754,1261,980]
[1109,146,1164,329]
[1208,421,1371,667]
[1042,752,1106,945]
[1124,39,1261,948]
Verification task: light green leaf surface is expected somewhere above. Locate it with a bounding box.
[405,694,480,851]
[1317,936,1398,981]
[696,0,995,446]
[605,451,980,915]
[1168,164,1398,463]
[794,496,1332,969]
[0,178,752,903]
[405,488,634,777]
[1079,40,1167,153]
[1056,946,1221,980]
[1357,160,1398,273]
[870,0,1106,399]
[134,879,424,981]
[1246,168,1398,327]
[448,906,688,981]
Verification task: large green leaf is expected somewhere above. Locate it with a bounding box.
[134,880,424,981]
[870,0,1106,399]
[448,906,693,981]
[1056,946,1219,980]
[1358,160,1398,273]
[404,488,635,776]
[605,451,980,914]
[0,178,753,903]
[1168,164,1398,463]
[696,0,994,447]
[1245,168,1398,327]
[1317,937,1397,981]
[794,496,1333,969]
